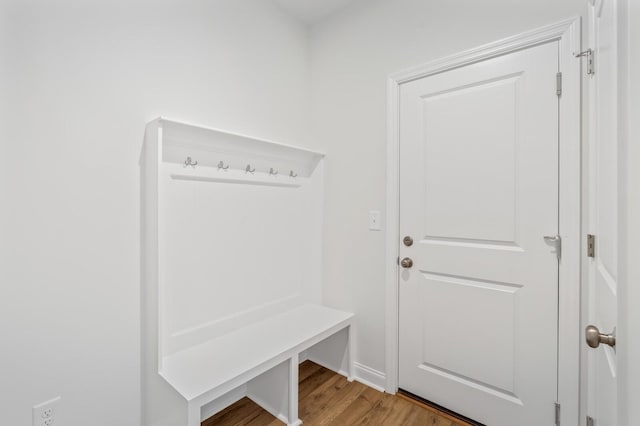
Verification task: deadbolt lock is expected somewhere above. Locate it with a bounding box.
[403,236,414,247]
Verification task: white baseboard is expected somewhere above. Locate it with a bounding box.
[200,384,247,421]
[353,362,386,393]
[303,355,387,393]
[305,355,350,379]
[246,393,290,424]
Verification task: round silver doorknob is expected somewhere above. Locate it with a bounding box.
[585,325,616,349]
[400,257,413,268]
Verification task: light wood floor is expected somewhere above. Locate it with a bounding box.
[202,361,472,426]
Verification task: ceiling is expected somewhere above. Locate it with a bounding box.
[272,0,360,24]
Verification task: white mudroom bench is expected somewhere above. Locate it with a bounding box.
[142,118,355,426]
[161,304,354,426]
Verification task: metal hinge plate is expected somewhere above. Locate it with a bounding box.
[587,234,596,258]
[556,72,563,96]
[555,402,561,425]
[587,416,595,426]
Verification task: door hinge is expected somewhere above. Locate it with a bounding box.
[556,72,563,96]
[575,49,595,75]
[555,402,561,425]
[587,416,595,426]
[587,234,596,258]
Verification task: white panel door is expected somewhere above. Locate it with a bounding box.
[398,42,560,426]
[586,0,618,424]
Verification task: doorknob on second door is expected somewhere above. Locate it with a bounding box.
[400,257,413,268]
[585,325,616,349]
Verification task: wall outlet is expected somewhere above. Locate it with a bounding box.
[33,397,61,426]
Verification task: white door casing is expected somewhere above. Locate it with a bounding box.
[585,0,618,425]
[386,18,581,426]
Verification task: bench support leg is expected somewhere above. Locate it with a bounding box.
[187,403,200,426]
[347,324,356,382]
[288,353,302,426]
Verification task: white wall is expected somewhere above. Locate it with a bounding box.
[0,1,309,425]
[309,0,585,379]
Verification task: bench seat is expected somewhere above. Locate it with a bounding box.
[159,304,355,425]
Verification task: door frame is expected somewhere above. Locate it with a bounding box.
[385,18,582,426]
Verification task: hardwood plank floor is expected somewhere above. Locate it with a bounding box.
[202,361,472,426]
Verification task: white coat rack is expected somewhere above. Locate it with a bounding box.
[142,118,353,426]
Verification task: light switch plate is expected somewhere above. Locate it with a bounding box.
[369,210,382,231]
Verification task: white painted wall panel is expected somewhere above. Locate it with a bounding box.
[162,175,318,338]
[0,1,309,425]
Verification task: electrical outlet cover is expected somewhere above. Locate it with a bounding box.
[33,397,61,426]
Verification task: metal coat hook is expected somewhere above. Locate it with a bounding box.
[289,170,298,178]
[269,168,278,176]
[184,157,198,168]
[217,161,230,171]
[245,164,256,174]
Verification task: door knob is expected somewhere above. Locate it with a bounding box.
[400,257,413,268]
[403,236,414,247]
[585,325,616,349]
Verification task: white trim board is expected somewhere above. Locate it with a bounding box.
[385,17,582,426]
[304,355,351,381]
[302,353,387,393]
[200,385,247,422]
[353,362,386,393]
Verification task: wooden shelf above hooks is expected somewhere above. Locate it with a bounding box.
[153,117,324,179]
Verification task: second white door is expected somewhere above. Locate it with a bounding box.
[398,41,560,426]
